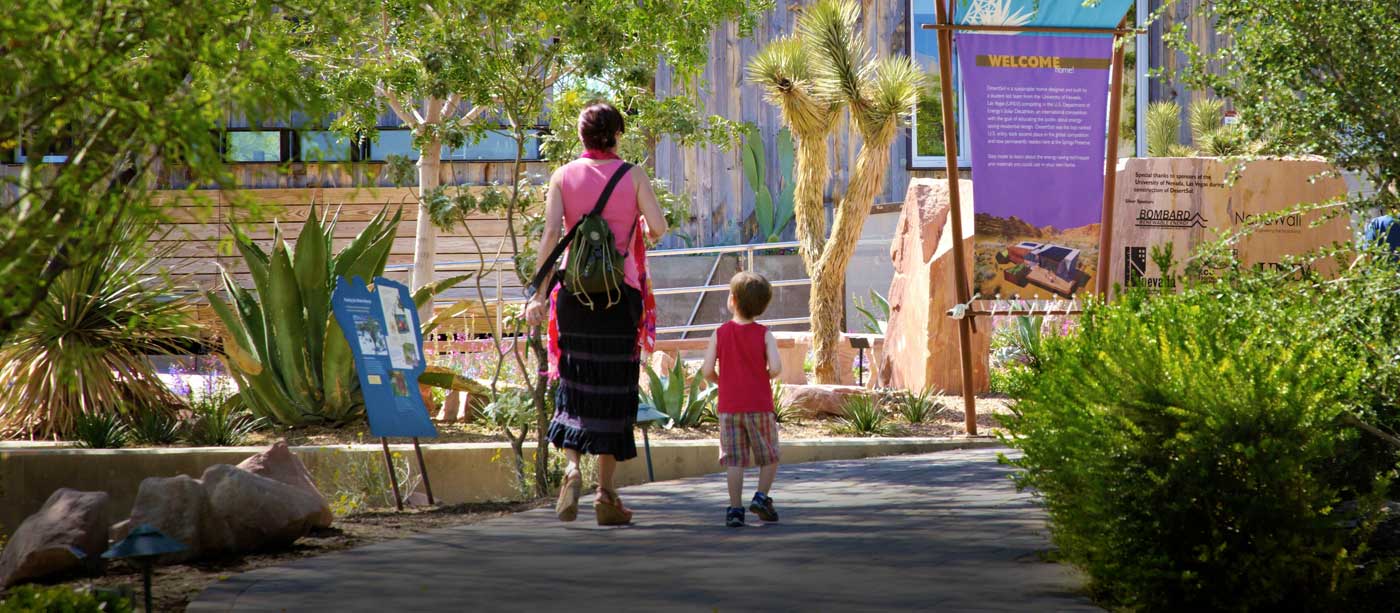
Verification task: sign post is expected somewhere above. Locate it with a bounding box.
[922,0,1136,436]
[331,276,439,511]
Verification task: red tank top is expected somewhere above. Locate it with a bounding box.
[715,321,774,414]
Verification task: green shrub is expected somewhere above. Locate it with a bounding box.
[128,409,182,445]
[1000,278,1396,611]
[772,380,798,424]
[896,388,941,424]
[73,412,129,449]
[186,396,262,447]
[0,224,196,439]
[835,395,890,436]
[312,446,422,516]
[0,585,132,613]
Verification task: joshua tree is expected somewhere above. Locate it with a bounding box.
[748,0,923,383]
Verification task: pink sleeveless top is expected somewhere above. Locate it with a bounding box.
[559,159,641,290]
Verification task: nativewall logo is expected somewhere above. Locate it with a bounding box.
[1135,209,1207,229]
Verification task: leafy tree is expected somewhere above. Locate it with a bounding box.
[302,0,767,305]
[0,0,323,345]
[1165,0,1400,208]
[749,0,924,383]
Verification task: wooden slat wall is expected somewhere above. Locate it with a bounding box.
[152,161,547,305]
[653,0,915,248]
[1146,0,1230,146]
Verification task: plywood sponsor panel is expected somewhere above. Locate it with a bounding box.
[1108,157,1350,293]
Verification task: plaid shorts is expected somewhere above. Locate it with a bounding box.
[718,412,781,467]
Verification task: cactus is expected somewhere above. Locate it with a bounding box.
[742,126,797,242]
[208,206,464,426]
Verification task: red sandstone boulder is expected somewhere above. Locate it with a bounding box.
[880,178,990,394]
[120,474,233,562]
[0,489,109,587]
[202,464,326,552]
[781,384,870,418]
[237,441,333,528]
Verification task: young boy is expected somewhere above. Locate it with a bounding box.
[701,271,783,528]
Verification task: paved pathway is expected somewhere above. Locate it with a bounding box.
[190,448,1098,612]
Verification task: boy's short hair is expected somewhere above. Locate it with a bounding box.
[729,271,772,320]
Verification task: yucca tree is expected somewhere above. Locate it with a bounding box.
[0,224,198,439]
[209,207,401,426]
[748,0,924,383]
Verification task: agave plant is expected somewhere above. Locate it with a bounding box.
[0,224,196,438]
[212,205,452,427]
[641,361,717,429]
[836,395,892,437]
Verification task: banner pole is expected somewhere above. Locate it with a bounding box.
[933,0,979,436]
[1096,16,1131,297]
[381,437,404,512]
[412,437,435,505]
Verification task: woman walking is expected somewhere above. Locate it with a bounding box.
[525,102,667,525]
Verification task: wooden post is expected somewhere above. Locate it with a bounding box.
[933,0,979,437]
[412,437,435,505]
[1096,19,1130,297]
[381,437,403,512]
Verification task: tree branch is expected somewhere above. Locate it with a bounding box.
[377,85,421,128]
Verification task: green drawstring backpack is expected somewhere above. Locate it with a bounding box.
[528,162,635,310]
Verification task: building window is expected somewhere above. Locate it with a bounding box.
[369,128,543,162]
[368,129,420,162]
[907,0,972,169]
[15,143,69,164]
[299,131,354,162]
[226,131,282,162]
[442,130,542,160]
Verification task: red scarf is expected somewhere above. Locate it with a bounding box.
[580,149,620,160]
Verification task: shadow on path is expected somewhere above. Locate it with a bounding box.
[190,448,1100,612]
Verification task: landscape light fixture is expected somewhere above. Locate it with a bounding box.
[103,524,189,612]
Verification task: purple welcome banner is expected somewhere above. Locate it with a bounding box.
[957,33,1114,299]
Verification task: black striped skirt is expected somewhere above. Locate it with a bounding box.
[546,285,642,461]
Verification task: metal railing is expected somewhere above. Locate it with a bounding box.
[383,240,814,336]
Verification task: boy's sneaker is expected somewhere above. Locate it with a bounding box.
[749,493,779,522]
[725,507,745,528]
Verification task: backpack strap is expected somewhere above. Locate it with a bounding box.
[526,162,634,298]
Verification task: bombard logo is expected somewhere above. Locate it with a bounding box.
[1135,209,1207,229]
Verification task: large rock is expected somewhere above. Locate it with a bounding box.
[121,474,232,563]
[202,464,325,552]
[237,442,333,528]
[781,384,870,418]
[0,489,109,587]
[880,179,990,394]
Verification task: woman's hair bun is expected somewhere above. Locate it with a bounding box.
[578,102,625,151]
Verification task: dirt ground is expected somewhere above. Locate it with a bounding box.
[42,500,546,612]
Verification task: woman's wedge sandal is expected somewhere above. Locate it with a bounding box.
[555,470,582,522]
[594,487,632,526]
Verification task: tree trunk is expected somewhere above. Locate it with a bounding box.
[791,130,832,275]
[411,100,443,321]
[809,132,895,384]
